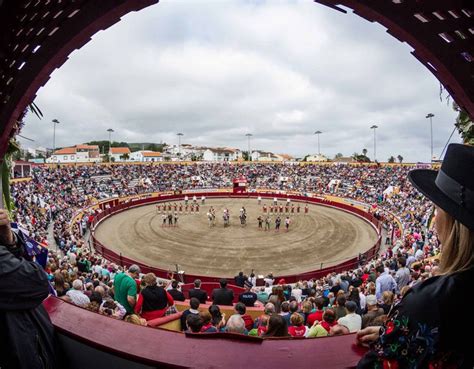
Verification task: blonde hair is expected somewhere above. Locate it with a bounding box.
[143,273,157,286]
[439,217,474,275]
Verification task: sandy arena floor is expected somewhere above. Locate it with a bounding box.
[94,198,378,278]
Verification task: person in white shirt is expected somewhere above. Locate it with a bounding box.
[337,301,362,333]
[65,279,90,307]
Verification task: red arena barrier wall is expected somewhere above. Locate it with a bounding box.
[88,191,382,283]
[43,297,367,369]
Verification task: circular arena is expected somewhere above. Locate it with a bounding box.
[93,197,379,278]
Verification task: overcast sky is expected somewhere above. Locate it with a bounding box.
[21,0,460,162]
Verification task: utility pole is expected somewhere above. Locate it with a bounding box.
[52,119,60,155]
[107,128,114,154]
[177,133,184,158]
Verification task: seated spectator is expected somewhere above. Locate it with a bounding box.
[263,315,290,338]
[167,280,186,302]
[334,295,347,319]
[249,314,270,337]
[188,279,208,303]
[66,279,90,307]
[124,314,147,326]
[288,313,308,337]
[134,273,174,321]
[306,297,325,327]
[85,291,103,313]
[361,295,385,328]
[180,297,200,331]
[99,299,126,319]
[186,314,204,333]
[238,280,257,307]
[211,278,234,306]
[337,301,362,333]
[225,314,247,335]
[306,321,329,338]
[234,302,254,331]
[300,300,313,325]
[256,286,269,304]
[320,309,337,333]
[200,311,218,333]
[234,271,246,287]
[379,290,395,314]
[209,304,226,330]
[329,324,350,336]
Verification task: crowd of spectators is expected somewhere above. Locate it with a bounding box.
[9,162,440,338]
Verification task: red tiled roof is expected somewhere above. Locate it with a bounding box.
[143,151,161,157]
[54,147,76,155]
[110,147,131,154]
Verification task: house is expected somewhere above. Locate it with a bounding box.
[332,156,355,164]
[46,144,101,163]
[305,154,330,162]
[203,148,241,162]
[251,150,280,162]
[109,147,131,162]
[275,154,295,162]
[129,150,162,162]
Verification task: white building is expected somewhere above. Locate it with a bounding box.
[109,147,131,162]
[129,150,163,162]
[305,154,330,162]
[47,144,101,163]
[203,148,241,162]
[251,150,280,162]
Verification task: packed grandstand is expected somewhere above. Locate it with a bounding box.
[11,162,440,339]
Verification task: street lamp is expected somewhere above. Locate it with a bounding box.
[426,113,434,162]
[370,125,378,162]
[177,133,184,158]
[51,119,60,155]
[314,130,322,155]
[245,133,252,161]
[107,128,114,153]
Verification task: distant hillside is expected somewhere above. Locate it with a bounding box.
[128,143,165,152]
[85,141,165,153]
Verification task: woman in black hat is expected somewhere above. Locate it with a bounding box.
[356,143,474,369]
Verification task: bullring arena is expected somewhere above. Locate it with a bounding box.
[94,197,379,277]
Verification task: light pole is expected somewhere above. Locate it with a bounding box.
[370,125,378,162]
[51,119,60,155]
[107,128,114,153]
[426,113,434,162]
[245,133,252,161]
[314,130,322,155]
[177,133,184,158]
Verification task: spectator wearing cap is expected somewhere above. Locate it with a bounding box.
[361,295,385,329]
[211,278,234,306]
[238,280,257,307]
[188,279,208,304]
[337,301,362,333]
[113,264,141,314]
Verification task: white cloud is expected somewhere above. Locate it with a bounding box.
[21,0,460,162]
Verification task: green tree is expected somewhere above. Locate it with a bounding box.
[120,153,130,161]
[362,148,368,156]
[453,103,474,145]
[334,153,343,159]
[388,156,395,163]
[397,155,403,163]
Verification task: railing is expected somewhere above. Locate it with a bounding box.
[88,191,382,283]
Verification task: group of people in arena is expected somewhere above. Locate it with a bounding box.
[6,147,474,369]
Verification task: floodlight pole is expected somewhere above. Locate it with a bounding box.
[426,113,434,162]
[314,130,322,155]
[177,133,184,158]
[370,125,378,161]
[245,133,252,161]
[52,119,60,154]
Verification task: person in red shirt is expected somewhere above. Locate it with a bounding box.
[306,297,325,327]
[134,273,174,321]
[320,309,337,333]
[288,313,308,337]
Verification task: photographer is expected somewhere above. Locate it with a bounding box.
[0,208,57,368]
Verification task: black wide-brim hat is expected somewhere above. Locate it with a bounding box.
[408,143,474,230]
